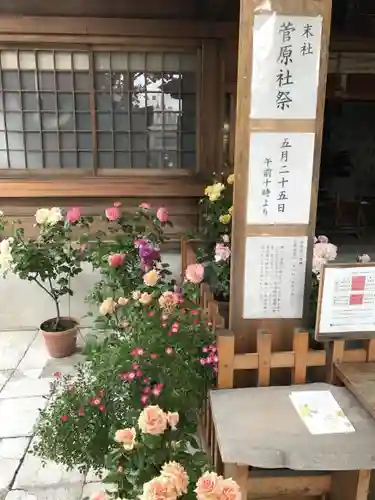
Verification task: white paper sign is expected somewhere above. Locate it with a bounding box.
[247,132,315,224]
[251,14,322,119]
[289,390,355,435]
[318,266,375,335]
[243,236,307,319]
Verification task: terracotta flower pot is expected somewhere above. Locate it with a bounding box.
[40,317,78,358]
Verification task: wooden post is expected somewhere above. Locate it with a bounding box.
[230,0,332,354]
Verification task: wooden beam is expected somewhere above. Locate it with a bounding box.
[0,15,237,40]
[0,175,205,198]
[230,0,332,354]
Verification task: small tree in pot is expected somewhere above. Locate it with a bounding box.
[0,207,92,358]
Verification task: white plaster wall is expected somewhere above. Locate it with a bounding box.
[0,252,181,331]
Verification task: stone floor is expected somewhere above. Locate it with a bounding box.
[0,329,108,500]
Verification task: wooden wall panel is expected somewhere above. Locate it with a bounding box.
[0,198,199,247]
[0,0,240,20]
[0,0,198,18]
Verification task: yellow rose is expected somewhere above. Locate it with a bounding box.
[219,214,231,225]
[228,206,233,216]
[204,183,225,202]
[227,174,235,185]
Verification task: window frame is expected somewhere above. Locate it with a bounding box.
[0,44,201,175]
[0,16,227,197]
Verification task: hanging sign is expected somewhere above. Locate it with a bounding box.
[316,263,375,340]
[251,14,322,119]
[243,236,308,319]
[247,132,315,225]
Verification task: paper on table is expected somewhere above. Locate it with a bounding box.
[289,390,355,435]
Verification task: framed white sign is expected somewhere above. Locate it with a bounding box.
[243,236,308,319]
[251,14,322,119]
[247,132,315,225]
[316,264,375,340]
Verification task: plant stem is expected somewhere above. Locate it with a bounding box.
[48,277,61,330]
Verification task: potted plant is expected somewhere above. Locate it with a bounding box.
[0,207,92,358]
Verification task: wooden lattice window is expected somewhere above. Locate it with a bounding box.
[0,49,197,171]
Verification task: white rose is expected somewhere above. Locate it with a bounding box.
[47,207,63,225]
[0,252,13,272]
[0,238,12,255]
[35,208,50,225]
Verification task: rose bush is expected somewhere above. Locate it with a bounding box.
[33,275,216,473]
[85,202,172,329]
[82,407,240,500]
[193,174,234,301]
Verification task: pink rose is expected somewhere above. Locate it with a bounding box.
[108,253,125,268]
[66,207,81,223]
[113,201,122,207]
[195,472,224,500]
[161,461,189,496]
[140,476,177,500]
[140,202,151,210]
[105,206,121,221]
[114,427,136,450]
[138,405,168,435]
[185,263,204,284]
[215,243,231,263]
[219,479,241,500]
[90,493,109,500]
[156,207,169,223]
[134,238,148,248]
[167,411,179,430]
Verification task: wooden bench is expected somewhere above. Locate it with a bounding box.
[203,329,375,500]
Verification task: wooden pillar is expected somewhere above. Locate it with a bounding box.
[230,0,332,353]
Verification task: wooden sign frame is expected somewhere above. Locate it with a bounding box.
[230,0,332,353]
[315,262,375,342]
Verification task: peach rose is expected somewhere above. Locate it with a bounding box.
[158,292,180,312]
[161,461,189,496]
[118,297,129,306]
[195,472,224,500]
[185,264,204,284]
[132,291,141,300]
[99,297,117,315]
[114,427,136,451]
[219,478,241,500]
[140,476,177,500]
[144,269,159,287]
[139,292,153,305]
[167,412,179,430]
[138,405,168,435]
